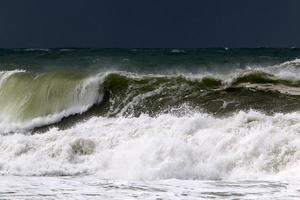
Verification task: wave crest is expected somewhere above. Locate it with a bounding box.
[0,71,104,133]
[0,66,299,133]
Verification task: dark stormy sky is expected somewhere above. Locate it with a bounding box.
[0,0,299,48]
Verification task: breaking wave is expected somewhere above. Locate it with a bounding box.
[0,54,299,182]
[0,70,104,133]
[0,59,299,133]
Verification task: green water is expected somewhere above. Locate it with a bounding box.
[0,48,299,131]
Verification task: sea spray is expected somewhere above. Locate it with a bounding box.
[0,111,299,180]
[0,49,300,199]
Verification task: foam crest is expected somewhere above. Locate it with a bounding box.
[252,58,300,81]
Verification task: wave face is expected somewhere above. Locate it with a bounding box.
[0,48,300,181]
[0,68,299,133]
[0,70,104,132]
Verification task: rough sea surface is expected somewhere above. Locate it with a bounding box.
[0,48,300,199]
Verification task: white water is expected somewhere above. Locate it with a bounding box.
[0,59,300,198]
[1,110,300,199]
[1,110,300,181]
[1,176,300,200]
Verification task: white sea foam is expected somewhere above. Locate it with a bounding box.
[0,110,299,181]
[1,176,299,199]
[1,53,300,199]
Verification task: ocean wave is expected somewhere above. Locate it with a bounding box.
[15,48,51,52]
[0,110,299,180]
[0,70,105,133]
[0,66,299,133]
[245,58,300,81]
[170,49,186,54]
